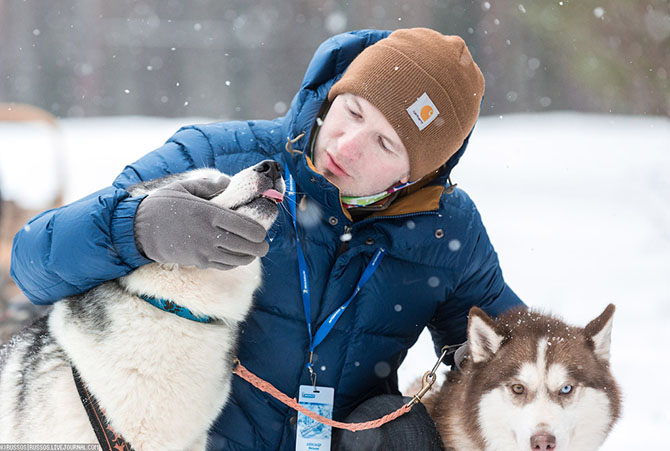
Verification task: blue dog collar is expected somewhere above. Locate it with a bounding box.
[140,294,218,324]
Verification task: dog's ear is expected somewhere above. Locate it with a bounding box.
[468,307,504,363]
[583,304,615,362]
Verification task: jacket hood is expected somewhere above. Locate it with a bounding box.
[280,29,475,220]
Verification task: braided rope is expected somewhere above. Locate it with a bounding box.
[233,362,412,432]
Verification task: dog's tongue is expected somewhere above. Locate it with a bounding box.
[261,189,284,203]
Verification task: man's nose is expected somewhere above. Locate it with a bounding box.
[336,129,365,160]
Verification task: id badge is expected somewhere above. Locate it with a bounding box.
[295,385,334,451]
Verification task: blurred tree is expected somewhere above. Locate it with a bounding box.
[481,0,669,115]
[0,0,667,118]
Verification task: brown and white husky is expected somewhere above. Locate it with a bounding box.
[426,305,621,451]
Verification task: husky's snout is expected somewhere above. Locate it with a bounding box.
[253,160,285,205]
[212,160,286,230]
[530,431,556,450]
[253,159,282,182]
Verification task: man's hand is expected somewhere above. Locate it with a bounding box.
[134,176,269,270]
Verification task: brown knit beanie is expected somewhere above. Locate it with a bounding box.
[328,28,485,181]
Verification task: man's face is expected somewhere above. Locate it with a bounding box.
[313,94,410,196]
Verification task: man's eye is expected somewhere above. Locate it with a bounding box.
[347,108,362,119]
[378,137,392,153]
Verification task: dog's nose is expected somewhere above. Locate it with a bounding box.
[530,433,556,450]
[253,160,282,181]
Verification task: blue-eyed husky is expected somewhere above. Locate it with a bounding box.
[426,305,621,451]
[0,161,285,450]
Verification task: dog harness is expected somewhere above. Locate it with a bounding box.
[72,366,134,451]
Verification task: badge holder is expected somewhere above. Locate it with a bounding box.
[296,379,334,451]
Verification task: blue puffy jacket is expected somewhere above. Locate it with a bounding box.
[11,30,524,449]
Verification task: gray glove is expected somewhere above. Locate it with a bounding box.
[134,176,269,270]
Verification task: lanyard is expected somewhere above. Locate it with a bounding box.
[286,172,385,385]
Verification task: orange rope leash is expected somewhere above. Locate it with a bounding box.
[232,361,412,432]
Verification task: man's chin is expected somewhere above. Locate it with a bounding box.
[315,166,341,186]
[320,171,353,195]
[314,165,368,196]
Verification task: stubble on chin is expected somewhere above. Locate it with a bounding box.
[314,152,336,184]
[314,152,361,195]
[320,166,334,179]
[318,168,356,196]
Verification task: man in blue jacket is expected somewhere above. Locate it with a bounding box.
[11,28,524,450]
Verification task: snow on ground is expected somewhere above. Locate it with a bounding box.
[1,113,669,448]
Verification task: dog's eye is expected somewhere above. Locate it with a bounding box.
[559,384,573,395]
[511,384,525,395]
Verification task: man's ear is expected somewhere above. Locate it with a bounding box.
[468,307,504,363]
[583,304,615,362]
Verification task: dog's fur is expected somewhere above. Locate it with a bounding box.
[0,163,284,450]
[425,305,621,451]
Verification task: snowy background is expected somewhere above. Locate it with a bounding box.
[1,113,668,448]
[1,0,668,447]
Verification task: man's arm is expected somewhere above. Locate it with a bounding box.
[427,207,525,361]
[10,126,216,305]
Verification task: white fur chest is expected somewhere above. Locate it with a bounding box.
[48,261,263,450]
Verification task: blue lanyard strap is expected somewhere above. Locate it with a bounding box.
[287,173,314,342]
[310,246,385,351]
[287,173,386,364]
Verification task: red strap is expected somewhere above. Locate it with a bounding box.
[233,361,412,432]
[72,366,134,451]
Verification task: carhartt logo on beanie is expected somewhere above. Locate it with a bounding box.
[407,92,439,131]
[328,28,485,181]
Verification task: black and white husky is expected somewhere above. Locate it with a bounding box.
[426,305,621,451]
[0,161,285,450]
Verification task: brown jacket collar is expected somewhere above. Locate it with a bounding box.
[304,155,446,221]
